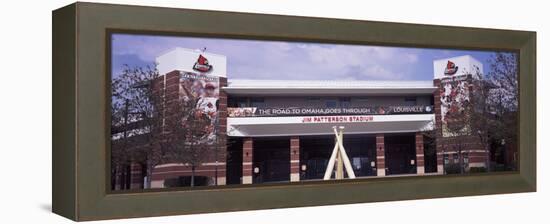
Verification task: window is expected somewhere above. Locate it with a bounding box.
[306,97,321,103]
[444,154,449,165]
[250,97,265,108]
[340,97,351,108]
[238,98,249,107]
[453,153,459,163]
[463,153,469,164]
[355,97,368,102]
[404,96,417,106]
[228,97,248,107]
[325,100,338,108]
[229,97,264,108]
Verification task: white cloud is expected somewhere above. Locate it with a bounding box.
[112,34,424,81]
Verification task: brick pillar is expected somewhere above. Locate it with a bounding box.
[415,133,425,175]
[165,70,181,107]
[290,136,300,182]
[433,79,444,174]
[162,70,184,135]
[217,77,228,185]
[242,137,253,184]
[130,162,144,189]
[376,134,386,176]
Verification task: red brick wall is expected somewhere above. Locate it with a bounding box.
[130,162,144,189]
[415,132,425,174]
[433,79,444,173]
[242,137,253,184]
[151,164,226,181]
[217,77,228,180]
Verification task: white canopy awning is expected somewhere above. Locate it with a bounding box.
[227,114,435,137]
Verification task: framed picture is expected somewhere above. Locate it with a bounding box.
[52,2,536,221]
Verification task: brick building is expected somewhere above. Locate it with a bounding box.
[111,49,506,190]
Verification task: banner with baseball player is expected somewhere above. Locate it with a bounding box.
[439,75,471,137]
[178,71,220,144]
[434,56,483,138]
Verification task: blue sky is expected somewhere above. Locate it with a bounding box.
[111,33,503,81]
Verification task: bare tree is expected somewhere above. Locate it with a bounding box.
[110,96,130,189]
[438,73,476,174]
[443,108,471,174]
[467,67,493,172]
[111,64,167,189]
[164,95,226,187]
[112,64,230,189]
[487,53,519,111]
[460,53,518,172]
[486,53,519,170]
[418,117,438,173]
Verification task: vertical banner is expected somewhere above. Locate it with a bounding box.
[179,71,220,144]
[434,56,482,137]
[439,74,471,137]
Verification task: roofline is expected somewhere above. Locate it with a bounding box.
[223,86,437,90]
[223,79,436,95]
[222,87,437,96]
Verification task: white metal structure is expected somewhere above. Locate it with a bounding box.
[323,126,356,180]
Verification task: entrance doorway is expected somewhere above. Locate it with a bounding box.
[253,137,290,183]
[300,134,377,180]
[385,134,416,175]
[226,138,243,185]
[423,135,437,173]
[300,136,333,180]
[344,135,377,177]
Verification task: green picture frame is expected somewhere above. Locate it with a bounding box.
[52,2,536,221]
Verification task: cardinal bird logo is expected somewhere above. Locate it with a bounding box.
[193,54,213,73]
[377,106,386,115]
[444,60,458,76]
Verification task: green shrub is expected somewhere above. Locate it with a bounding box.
[492,164,508,172]
[445,164,463,174]
[469,167,487,173]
